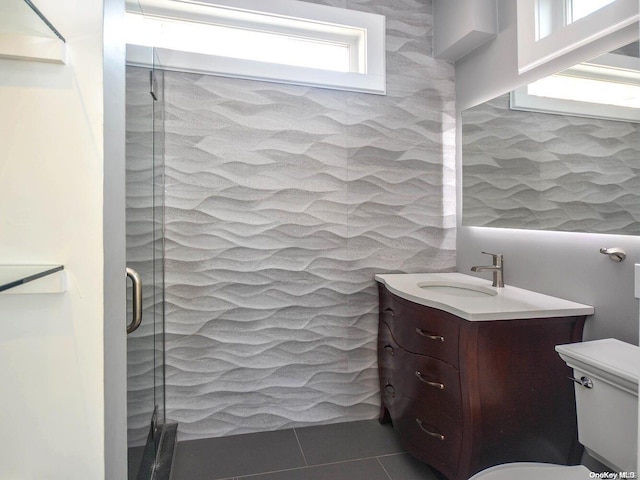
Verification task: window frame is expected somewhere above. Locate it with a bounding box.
[125,0,386,94]
[510,50,640,123]
[517,0,638,74]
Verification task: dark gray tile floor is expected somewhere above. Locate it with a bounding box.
[172,419,440,480]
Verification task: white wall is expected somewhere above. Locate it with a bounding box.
[0,0,126,478]
[433,0,497,61]
[455,0,640,345]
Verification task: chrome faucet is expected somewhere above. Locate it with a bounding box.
[470,252,504,288]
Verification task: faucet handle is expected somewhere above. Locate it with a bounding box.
[480,251,503,265]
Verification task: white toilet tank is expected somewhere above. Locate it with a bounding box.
[556,338,640,474]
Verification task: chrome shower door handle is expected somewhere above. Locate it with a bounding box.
[126,267,143,334]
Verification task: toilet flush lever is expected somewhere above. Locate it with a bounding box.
[569,376,593,389]
[600,247,626,262]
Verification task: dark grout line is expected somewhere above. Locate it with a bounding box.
[235,455,390,479]
[292,428,309,467]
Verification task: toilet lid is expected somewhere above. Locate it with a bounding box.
[468,463,591,480]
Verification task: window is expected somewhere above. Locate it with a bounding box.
[536,0,617,40]
[526,75,640,109]
[567,0,617,23]
[125,0,385,94]
[517,0,637,73]
[510,49,640,123]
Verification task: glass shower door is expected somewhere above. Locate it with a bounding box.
[126,62,165,480]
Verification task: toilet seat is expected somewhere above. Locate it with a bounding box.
[468,462,591,480]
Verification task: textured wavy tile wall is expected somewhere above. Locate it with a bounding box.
[161,0,455,440]
[462,94,640,234]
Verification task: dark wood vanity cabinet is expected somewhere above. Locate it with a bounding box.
[377,283,587,480]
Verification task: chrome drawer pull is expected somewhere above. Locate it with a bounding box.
[569,376,593,389]
[384,345,395,355]
[415,419,445,440]
[415,371,444,389]
[383,307,395,317]
[415,328,444,342]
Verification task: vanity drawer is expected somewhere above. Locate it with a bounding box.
[379,320,462,420]
[393,349,462,420]
[379,289,460,367]
[391,393,462,478]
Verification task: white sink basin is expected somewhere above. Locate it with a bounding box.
[375,272,594,321]
[418,281,497,298]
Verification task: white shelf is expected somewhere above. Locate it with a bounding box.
[0,32,66,64]
[0,0,66,64]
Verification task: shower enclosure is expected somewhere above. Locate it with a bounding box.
[125,57,168,480]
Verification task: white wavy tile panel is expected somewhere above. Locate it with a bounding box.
[462,94,640,234]
[156,0,455,441]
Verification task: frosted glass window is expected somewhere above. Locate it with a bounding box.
[568,0,617,22]
[536,0,617,40]
[125,12,352,73]
[125,0,386,94]
[512,47,640,122]
[527,74,640,108]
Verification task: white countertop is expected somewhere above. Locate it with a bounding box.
[375,272,594,321]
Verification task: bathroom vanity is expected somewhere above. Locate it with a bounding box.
[375,273,594,480]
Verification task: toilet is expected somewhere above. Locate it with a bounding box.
[469,338,640,480]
